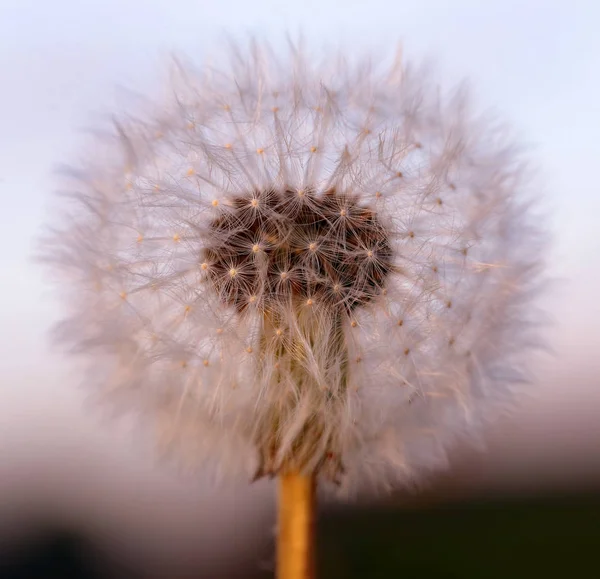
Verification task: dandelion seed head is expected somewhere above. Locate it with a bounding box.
[40,40,547,497]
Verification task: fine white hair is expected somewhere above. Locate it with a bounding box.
[40,40,547,497]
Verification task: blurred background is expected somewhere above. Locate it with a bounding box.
[1,0,599,577]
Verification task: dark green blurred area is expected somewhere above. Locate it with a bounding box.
[317,492,600,578]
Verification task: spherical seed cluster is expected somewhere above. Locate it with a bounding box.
[41,42,545,495]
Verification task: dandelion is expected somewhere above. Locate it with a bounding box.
[40,41,546,579]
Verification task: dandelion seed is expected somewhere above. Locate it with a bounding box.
[40,40,546,504]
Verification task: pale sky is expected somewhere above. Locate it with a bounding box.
[1,0,599,570]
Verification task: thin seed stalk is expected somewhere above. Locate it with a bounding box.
[277,472,316,579]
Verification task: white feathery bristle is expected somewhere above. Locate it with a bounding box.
[40,41,547,496]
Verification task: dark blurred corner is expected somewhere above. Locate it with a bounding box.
[0,525,269,579]
[315,444,600,579]
[319,489,600,579]
[0,527,117,579]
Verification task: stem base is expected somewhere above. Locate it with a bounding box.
[277,472,316,579]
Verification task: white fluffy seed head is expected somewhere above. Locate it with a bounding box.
[39,40,547,496]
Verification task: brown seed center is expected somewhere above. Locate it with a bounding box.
[203,187,393,313]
